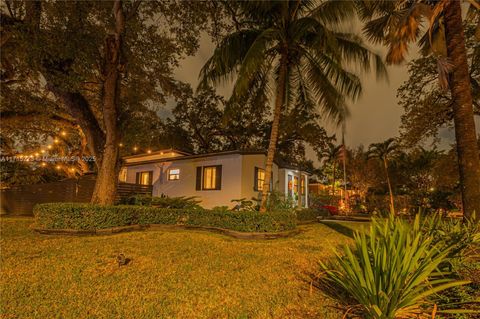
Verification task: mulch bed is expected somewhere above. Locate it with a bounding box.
[32,224,302,240]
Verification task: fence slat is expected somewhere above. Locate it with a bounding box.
[0,176,153,215]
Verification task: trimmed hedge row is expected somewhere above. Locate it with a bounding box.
[33,203,297,233]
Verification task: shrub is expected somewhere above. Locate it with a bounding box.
[317,215,470,318]
[265,190,296,211]
[296,208,329,222]
[120,195,202,209]
[33,203,296,232]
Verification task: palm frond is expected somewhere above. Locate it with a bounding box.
[310,0,357,27]
[198,29,262,90]
[333,32,388,80]
[232,28,279,98]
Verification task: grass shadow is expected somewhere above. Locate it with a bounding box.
[319,221,356,239]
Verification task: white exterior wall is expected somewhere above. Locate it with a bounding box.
[125,154,243,208]
[240,154,279,202]
[123,152,308,208]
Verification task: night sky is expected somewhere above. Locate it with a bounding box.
[172,30,476,153]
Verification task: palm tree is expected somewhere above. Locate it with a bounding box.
[368,138,398,215]
[319,142,343,196]
[357,0,480,220]
[200,1,386,211]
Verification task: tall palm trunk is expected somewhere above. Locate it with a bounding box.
[332,161,336,198]
[444,0,480,221]
[260,53,288,212]
[91,0,125,205]
[383,157,395,215]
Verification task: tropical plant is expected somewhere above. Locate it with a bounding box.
[200,0,386,211]
[356,0,480,220]
[317,215,470,319]
[319,142,343,196]
[368,138,399,215]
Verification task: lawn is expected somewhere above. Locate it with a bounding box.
[0,217,366,319]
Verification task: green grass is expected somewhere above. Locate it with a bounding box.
[0,217,366,319]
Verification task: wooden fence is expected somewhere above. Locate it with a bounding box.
[0,174,152,215]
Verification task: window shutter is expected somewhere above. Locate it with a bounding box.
[148,171,153,185]
[215,165,222,190]
[254,167,259,191]
[135,172,140,184]
[195,167,202,190]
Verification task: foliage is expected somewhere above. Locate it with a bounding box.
[397,23,480,147]
[318,216,470,318]
[33,203,296,232]
[296,208,329,222]
[230,198,258,212]
[265,190,296,211]
[309,193,340,210]
[119,195,201,210]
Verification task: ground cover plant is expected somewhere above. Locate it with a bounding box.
[317,215,479,318]
[0,217,365,319]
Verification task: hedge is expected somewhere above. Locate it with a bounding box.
[296,207,330,222]
[33,203,296,233]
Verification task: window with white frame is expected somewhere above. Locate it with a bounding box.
[168,168,180,180]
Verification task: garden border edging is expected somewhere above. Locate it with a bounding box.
[32,224,302,240]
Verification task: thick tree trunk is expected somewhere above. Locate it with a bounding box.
[384,158,395,215]
[260,53,288,212]
[91,0,125,205]
[444,0,480,221]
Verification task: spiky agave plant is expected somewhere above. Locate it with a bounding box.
[318,216,470,319]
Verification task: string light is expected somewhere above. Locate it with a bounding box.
[41,162,47,167]
[60,131,67,137]
[55,165,61,170]
[119,143,123,147]
[133,146,138,152]
[47,145,52,150]
[147,150,152,154]
[53,138,59,144]
[69,167,75,172]
[41,150,46,154]
[34,152,39,156]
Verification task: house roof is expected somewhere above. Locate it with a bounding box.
[122,149,310,174]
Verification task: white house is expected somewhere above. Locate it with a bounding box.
[120,149,310,209]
